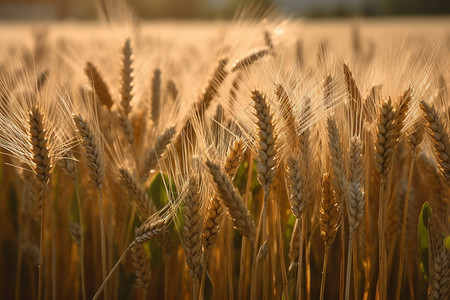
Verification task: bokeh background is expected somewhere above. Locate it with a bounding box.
[0,0,449,20]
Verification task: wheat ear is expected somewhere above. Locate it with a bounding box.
[119,168,155,218]
[420,100,450,181]
[141,126,176,181]
[319,172,340,300]
[73,114,104,189]
[29,106,51,300]
[428,218,450,300]
[182,176,203,284]
[73,113,107,297]
[345,136,365,300]
[395,122,424,300]
[151,68,161,124]
[120,38,134,116]
[130,243,151,296]
[84,62,114,109]
[202,139,245,253]
[231,47,270,72]
[205,159,255,242]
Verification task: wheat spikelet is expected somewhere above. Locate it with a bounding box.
[205,159,255,243]
[73,114,104,190]
[347,136,365,230]
[319,172,340,247]
[59,150,77,182]
[420,100,450,181]
[130,244,151,290]
[199,57,228,111]
[408,120,425,151]
[84,62,114,109]
[151,68,161,124]
[275,84,297,144]
[326,118,347,206]
[251,90,277,190]
[428,218,450,300]
[375,98,396,177]
[29,106,51,186]
[182,176,203,281]
[141,126,176,180]
[119,168,154,218]
[174,58,228,150]
[224,139,246,177]
[286,155,307,219]
[231,47,269,72]
[202,139,246,252]
[394,88,412,136]
[35,69,48,92]
[134,218,167,245]
[120,38,134,116]
[118,111,135,146]
[166,79,178,101]
[264,29,274,50]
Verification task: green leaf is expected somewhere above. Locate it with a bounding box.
[444,235,450,251]
[418,202,432,281]
[148,173,176,208]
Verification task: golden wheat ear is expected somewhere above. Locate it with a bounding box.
[84,61,114,110]
[205,159,256,243]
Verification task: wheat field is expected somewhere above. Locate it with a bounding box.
[0,7,449,300]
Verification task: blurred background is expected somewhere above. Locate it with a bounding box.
[0,0,449,20]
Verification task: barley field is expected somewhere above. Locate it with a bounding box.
[0,8,449,300]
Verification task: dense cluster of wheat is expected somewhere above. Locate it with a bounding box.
[0,8,449,300]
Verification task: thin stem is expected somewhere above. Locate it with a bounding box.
[320,246,331,300]
[378,177,386,300]
[225,219,234,299]
[275,200,289,298]
[98,190,108,300]
[38,192,46,300]
[250,203,264,300]
[296,217,305,300]
[345,229,355,300]
[395,151,415,300]
[238,153,253,300]
[306,224,316,300]
[199,253,208,300]
[340,227,345,300]
[75,179,86,300]
[353,237,358,300]
[93,245,131,300]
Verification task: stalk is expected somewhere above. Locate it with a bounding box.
[345,229,356,300]
[296,216,305,300]
[378,178,386,300]
[38,193,46,300]
[320,246,331,300]
[395,151,415,300]
[75,179,86,300]
[275,200,289,298]
[98,191,108,299]
[93,245,131,300]
[238,154,253,300]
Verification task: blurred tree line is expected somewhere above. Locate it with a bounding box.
[0,0,449,19]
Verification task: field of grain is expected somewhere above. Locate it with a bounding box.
[0,12,449,300]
